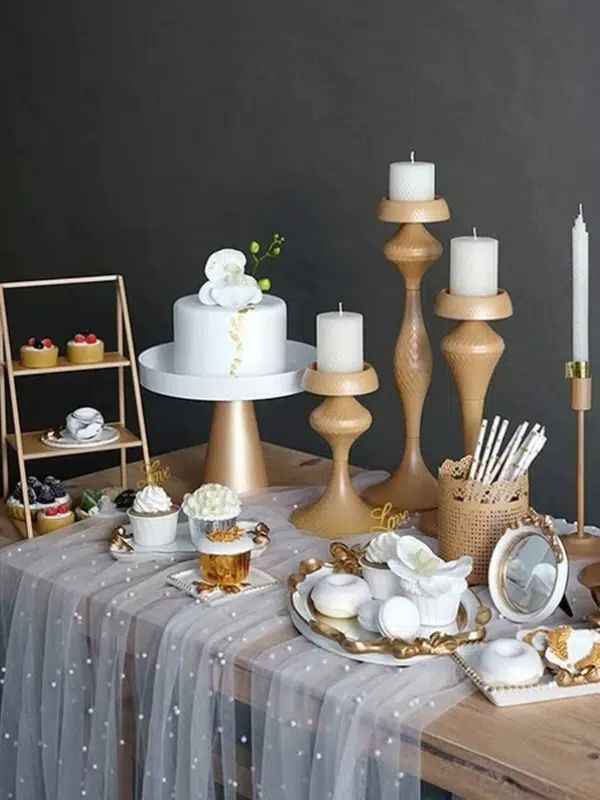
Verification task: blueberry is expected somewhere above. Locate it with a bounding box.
[49,482,66,500]
[12,483,36,504]
[115,490,136,510]
[37,485,56,504]
[44,475,60,485]
[34,341,44,350]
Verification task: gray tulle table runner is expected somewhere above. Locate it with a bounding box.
[0,472,578,800]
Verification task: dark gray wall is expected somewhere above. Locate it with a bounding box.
[0,0,595,520]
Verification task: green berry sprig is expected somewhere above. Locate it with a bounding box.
[248,233,285,292]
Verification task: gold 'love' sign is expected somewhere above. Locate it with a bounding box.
[369,502,409,533]
[137,458,172,489]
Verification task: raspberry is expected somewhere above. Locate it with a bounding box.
[41,337,53,348]
[27,337,36,346]
[74,333,86,343]
[85,333,97,344]
[45,506,58,517]
[57,504,69,514]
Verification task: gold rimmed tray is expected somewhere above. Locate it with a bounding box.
[288,554,490,666]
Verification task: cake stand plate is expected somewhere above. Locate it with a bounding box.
[138,341,316,493]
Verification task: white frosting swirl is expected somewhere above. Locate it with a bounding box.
[365,532,400,565]
[132,485,173,514]
[182,483,241,520]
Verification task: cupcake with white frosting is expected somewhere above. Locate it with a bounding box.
[182,483,241,546]
[127,485,179,546]
[359,532,404,600]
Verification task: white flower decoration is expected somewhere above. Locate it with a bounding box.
[387,535,472,597]
[198,248,263,310]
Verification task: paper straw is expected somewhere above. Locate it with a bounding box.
[496,423,529,483]
[488,422,525,483]
[468,419,488,479]
[482,418,509,484]
[476,415,500,482]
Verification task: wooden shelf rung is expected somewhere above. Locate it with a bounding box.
[5,423,142,461]
[11,352,130,377]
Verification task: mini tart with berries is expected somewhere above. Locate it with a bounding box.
[6,476,72,535]
[35,503,75,535]
[20,337,58,368]
[66,332,104,364]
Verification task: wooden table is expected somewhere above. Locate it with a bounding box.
[1,442,599,800]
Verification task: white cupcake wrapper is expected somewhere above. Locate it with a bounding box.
[360,560,404,601]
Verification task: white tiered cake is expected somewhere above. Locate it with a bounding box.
[173,294,287,377]
[173,247,287,377]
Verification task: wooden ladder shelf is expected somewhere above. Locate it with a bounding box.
[0,274,150,538]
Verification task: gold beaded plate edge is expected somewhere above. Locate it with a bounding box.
[287,556,490,667]
[453,642,600,707]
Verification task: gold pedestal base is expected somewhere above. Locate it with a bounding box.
[203,400,268,494]
[291,364,378,539]
[562,531,600,558]
[362,442,437,514]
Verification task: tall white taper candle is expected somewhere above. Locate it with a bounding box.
[572,204,589,362]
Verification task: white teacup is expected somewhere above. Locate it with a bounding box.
[66,407,104,440]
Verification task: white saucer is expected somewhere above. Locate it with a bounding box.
[109,519,266,561]
[41,426,120,449]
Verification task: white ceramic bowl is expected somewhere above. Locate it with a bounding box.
[311,573,371,619]
[66,407,105,440]
[378,596,421,641]
[127,505,180,547]
[479,638,544,687]
[360,558,403,600]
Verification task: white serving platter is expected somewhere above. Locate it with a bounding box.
[289,564,484,667]
[109,518,266,561]
[453,642,600,706]
[138,340,316,402]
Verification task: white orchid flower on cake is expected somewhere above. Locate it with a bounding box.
[387,535,472,597]
[198,248,263,310]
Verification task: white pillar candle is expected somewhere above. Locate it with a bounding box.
[316,303,364,373]
[389,151,435,202]
[572,205,589,362]
[449,230,498,296]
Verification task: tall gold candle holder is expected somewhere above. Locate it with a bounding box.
[291,363,379,538]
[562,361,600,556]
[435,289,513,454]
[362,197,450,514]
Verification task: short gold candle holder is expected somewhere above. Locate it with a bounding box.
[435,289,513,454]
[291,363,379,538]
[362,197,450,515]
[562,361,600,556]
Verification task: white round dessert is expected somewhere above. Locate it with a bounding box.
[173,294,287,377]
[311,573,371,619]
[378,596,421,641]
[479,639,544,687]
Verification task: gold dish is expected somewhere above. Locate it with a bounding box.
[288,543,490,664]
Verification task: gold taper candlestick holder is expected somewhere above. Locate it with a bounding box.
[291,363,379,538]
[435,289,513,454]
[362,197,450,514]
[562,361,600,556]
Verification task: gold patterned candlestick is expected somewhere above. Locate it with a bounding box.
[435,289,512,454]
[362,197,450,514]
[562,361,600,556]
[291,363,379,538]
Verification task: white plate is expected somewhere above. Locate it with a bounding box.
[109,519,267,561]
[289,565,483,667]
[453,642,600,706]
[41,426,120,449]
[167,564,277,606]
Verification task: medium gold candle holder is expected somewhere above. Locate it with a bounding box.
[362,197,450,515]
[435,289,513,455]
[291,363,379,538]
[562,361,600,556]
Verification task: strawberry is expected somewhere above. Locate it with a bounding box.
[85,333,97,344]
[45,506,58,517]
[27,336,36,347]
[74,333,85,343]
[41,337,53,348]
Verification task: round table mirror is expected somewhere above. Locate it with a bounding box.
[489,512,568,624]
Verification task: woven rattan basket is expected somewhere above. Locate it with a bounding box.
[437,456,529,585]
